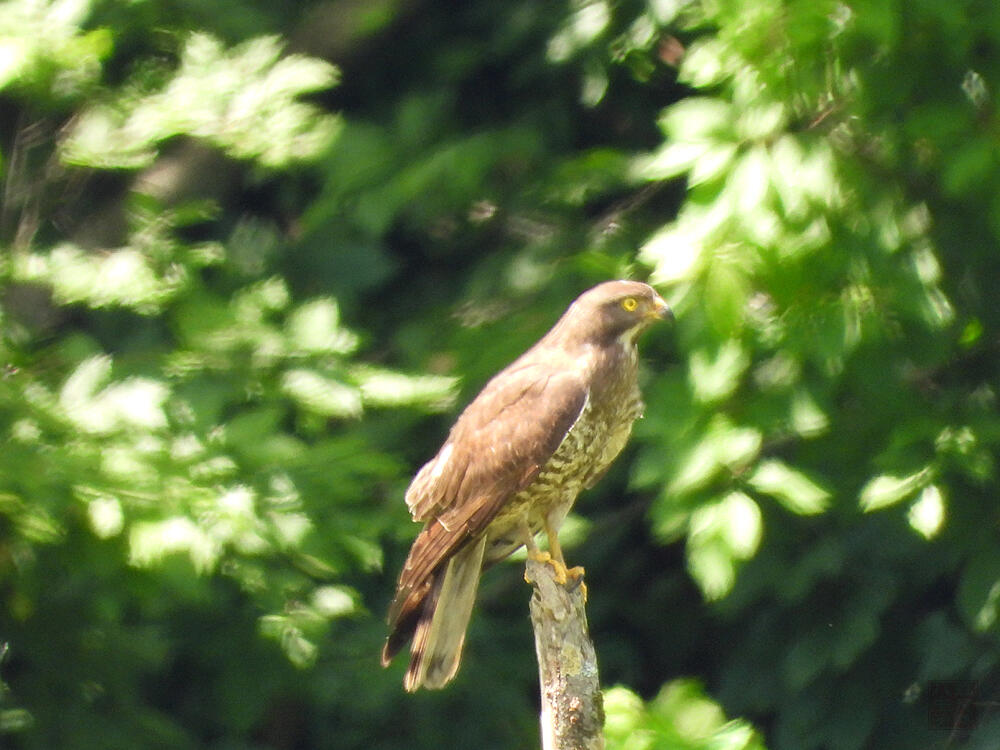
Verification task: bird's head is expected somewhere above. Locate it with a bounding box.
[559,280,672,346]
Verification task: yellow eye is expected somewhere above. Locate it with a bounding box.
[621,297,639,312]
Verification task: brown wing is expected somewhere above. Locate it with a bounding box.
[405,361,589,523]
[383,361,588,652]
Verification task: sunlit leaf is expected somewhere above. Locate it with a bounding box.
[633,141,712,181]
[789,389,828,437]
[704,256,749,334]
[736,102,787,141]
[62,33,340,168]
[129,517,220,573]
[687,492,762,599]
[60,355,111,412]
[286,298,359,355]
[668,418,761,497]
[86,495,124,539]
[660,97,733,143]
[59,356,169,435]
[603,686,646,740]
[281,369,363,418]
[0,708,34,733]
[546,0,611,62]
[0,493,64,545]
[605,681,766,750]
[311,585,358,619]
[0,0,107,95]
[688,341,748,404]
[908,485,946,539]
[354,365,458,411]
[749,460,830,515]
[859,467,932,512]
[640,220,706,284]
[728,146,771,221]
[13,244,186,313]
[678,38,733,88]
[689,143,738,186]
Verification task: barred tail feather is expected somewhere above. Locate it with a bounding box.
[403,535,487,691]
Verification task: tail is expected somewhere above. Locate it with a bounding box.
[382,535,487,691]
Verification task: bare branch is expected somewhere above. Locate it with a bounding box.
[526,558,604,750]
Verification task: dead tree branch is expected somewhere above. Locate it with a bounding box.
[525,558,604,750]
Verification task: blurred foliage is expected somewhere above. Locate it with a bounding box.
[605,679,765,750]
[2,0,1000,749]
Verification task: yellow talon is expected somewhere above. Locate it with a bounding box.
[530,550,578,586]
[527,549,553,564]
[551,560,568,586]
[523,525,586,591]
[524,554,587,600]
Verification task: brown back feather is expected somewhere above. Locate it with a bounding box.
[383,363,589,659]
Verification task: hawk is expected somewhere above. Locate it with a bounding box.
[381,280,671,691]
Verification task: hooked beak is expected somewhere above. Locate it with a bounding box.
[650,294,673,323]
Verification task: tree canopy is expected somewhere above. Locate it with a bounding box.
[2,1,999,748]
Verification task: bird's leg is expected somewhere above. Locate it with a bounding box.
[542,524,569,585]
[521,522,547,560]
[542,517,586,594]
[521,519,585,596]
[522,522,554,584]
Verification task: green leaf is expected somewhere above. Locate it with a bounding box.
[286,298,359,355]
[678,39,734,89]
[749,460,830,515]
[604,681,767,750]
[859,467,933,512]
[687,492,762,599]
[690,143,739,186]
[602,686,646,742]
[633,141,713,181]
[942,139,996,197]
[86,495,124,539]
[688,341,749,404]
[12,241,188,313]
[311,585,358,619]
[281,369,363,418]
[354,365,457,411]
[668,418,762,497]
[62,33,340,168]
[736,102,787,141]
[0,0,107,97]
[703,258,749,335]
[129,517,220,573]
[908,485,946,539]
[789,389,829,437]
[727,146,772,223]
[0,708,34,733]
[640,220,706,284]
[660,97,733,143]
[0,493,64,544]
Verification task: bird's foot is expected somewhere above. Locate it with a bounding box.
[524,549,553,584]
[524,550,585,589]
[526,549,552,564]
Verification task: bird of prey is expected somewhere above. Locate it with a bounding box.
[381,280,671,691]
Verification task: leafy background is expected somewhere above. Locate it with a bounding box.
[2,0,999,748]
